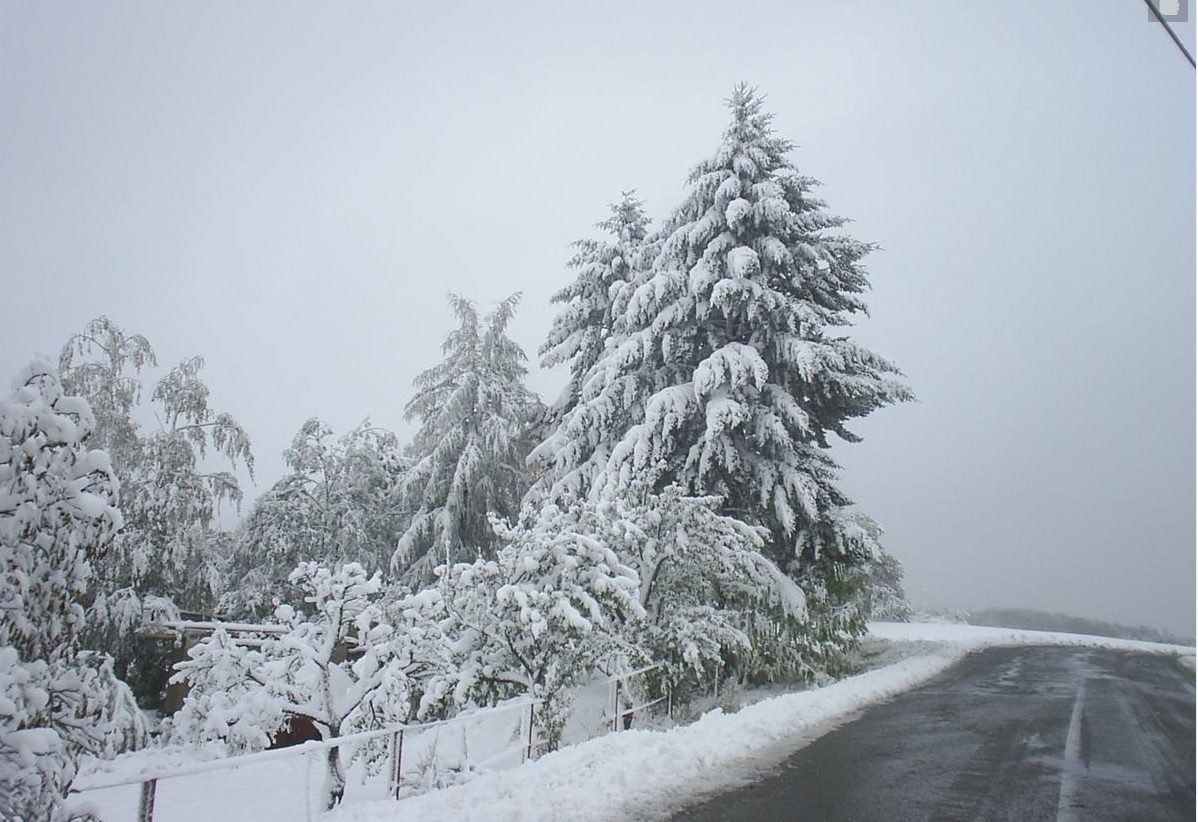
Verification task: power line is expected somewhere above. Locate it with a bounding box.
[1140,0,1197,68]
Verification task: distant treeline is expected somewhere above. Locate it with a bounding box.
[966,608,1194,647]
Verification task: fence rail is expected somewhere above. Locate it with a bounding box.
[74,665,667,822]
[608,664,667,731]
[73,698,541,822]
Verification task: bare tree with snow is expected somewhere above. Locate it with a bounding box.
[58,317,254,703]
[221,418,406,618]
[173,562,419,810]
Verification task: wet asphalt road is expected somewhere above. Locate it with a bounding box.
[671,646,1195,821]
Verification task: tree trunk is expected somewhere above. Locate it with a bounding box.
[324,743,346,810]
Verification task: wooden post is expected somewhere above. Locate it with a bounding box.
[138,779,157,822]
[389,729,404,799]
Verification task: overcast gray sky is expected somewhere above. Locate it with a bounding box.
[1,1,1193,636]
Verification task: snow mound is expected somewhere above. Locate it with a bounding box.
[328,621,1194,822]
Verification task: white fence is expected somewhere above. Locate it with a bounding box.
[73,698,541,822]
[72,665,666,822]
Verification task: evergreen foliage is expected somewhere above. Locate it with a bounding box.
[540,192,652,428]
[530,87,912,664]
[393,294,541,583]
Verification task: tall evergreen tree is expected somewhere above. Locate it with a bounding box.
[534,86,911,594]
[539,192,651,427]
[393,294,541,583]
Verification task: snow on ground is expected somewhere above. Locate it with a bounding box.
[327,650,962,822]
[868,621,1196,655]
[77,622,1195,822]
[325,623,1194,822]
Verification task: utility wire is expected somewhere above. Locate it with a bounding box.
[1140,0,1197,68]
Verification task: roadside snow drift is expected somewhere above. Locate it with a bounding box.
[78,622,1194,822]
[326,623,1193,822]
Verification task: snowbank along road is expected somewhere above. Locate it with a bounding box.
[672,646,1195,821]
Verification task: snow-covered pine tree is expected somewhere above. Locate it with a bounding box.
[220,418,406,618]
[392,294,541,583]
[0,359,144,822]
[533,86,912,657]
[58,317,254,703]
[539,192,651,429]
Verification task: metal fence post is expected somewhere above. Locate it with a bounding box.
[389,729,405,800]
[525,702,535,762]
[612,678,621,732]
[138,778,157,822]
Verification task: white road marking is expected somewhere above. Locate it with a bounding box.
[1056,677,1087,822]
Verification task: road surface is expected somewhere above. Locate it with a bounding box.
[671,646,1195,821]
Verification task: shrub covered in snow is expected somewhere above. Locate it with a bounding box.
[0,359,144,822]
[563,483,812,702]
[396,504,644,750]
[391,484,816,746]
[172,562,421,809]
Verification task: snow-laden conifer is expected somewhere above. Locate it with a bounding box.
[848,511,911,623]
[534,86,912,581]
[393,294,541,583]
[539,192,651,428]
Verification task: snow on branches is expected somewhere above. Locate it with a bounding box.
[539,192,652,427]
[173,563,416,809]
[393,294,541,583]
[221,418,406,619]
[565,482,813,698]
[0,359,143,822]
[394,483,813,744]
[58,317,255,704]
[533,86,912,582]
[397,504,643,749]
[1,360,121,660]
